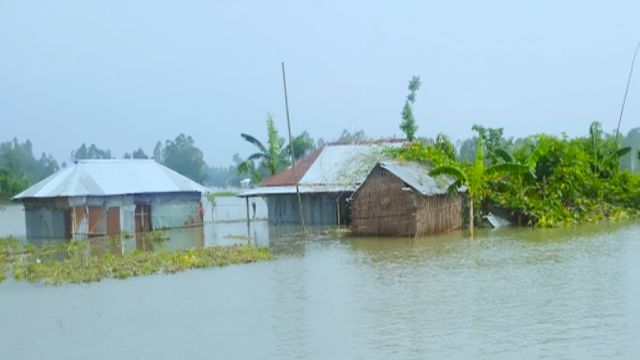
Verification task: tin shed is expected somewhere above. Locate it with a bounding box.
[350,161,465,237]
[12,160,210,240]
[238,140,406,226]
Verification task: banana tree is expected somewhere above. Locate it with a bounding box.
[240,112,287,176]
[493,138,548,224]
[237,160,262,188]
[588,121,632,179]
[430,136,532,235]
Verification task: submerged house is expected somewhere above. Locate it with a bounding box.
[238,140,406,225]
[351,161,465,237]
[12,160,210,240]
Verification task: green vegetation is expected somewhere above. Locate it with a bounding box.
[0,235,272,286]
[155,134,209,184]
[1,139,59,200]
[240,112,288,178]
[430,136,532,235]
[238,112,317,183]
[204,191,237,222]
[385,122,640,229]
[400,76,422,142]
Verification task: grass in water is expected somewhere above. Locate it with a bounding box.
[208,191,237,197]
[0,234,271,286]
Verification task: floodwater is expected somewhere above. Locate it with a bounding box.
[1,205,640,359]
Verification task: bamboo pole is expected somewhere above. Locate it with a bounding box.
[246,197,250,239]
[282,62,306,234]
[616,41,640,140]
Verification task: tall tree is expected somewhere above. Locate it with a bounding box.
[0,138,58,199]
[335,129,367,144]
[153,141,164,163]
[240,112,287,176]
[131,148,149,159]
[162,134,209,184]
[400,76,422,142]
[285,131,316,161]
[71,143,113,160]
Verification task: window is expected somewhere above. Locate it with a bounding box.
[135,205,151,232]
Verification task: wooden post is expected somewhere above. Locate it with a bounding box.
[246,197,250,239]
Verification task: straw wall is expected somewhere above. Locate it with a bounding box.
[351,167,421,236]
[415,194,462,236]
[351,167,462,237]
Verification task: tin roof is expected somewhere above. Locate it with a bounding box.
[260,146,324,187]
[259,140,406,187]
[376,161,467,196]
[12,160,210,199]
[237,185,354,197]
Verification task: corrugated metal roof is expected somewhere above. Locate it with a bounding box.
[260,146,324,187]
[237,185,354,197]
[240,141,406,197]
[12,160,210,199]
[378,161,467,196]
[300,143,402,185]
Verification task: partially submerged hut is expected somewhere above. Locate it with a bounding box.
[238,140,406,225]
[350,161,465,237]
[12,160,210,240]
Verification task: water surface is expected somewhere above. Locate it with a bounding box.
[1,212,639,359]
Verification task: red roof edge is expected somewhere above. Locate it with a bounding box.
[260,146,324,187]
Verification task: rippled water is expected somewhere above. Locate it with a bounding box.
[1,210,640,359]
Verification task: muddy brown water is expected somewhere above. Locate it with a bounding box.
[1,204,640,359]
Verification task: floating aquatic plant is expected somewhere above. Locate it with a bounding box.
[0,235,271,286]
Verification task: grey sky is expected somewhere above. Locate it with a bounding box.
[1,1,639,167]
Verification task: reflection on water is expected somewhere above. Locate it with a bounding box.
[1,205,640,359]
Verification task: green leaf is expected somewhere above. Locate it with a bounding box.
[527,138,547,168]
[470,136,485,195]
[493,180,516,193]
[485,163,532,177]
[240,134,268,154]
[612,146,632,158]
[430,166,468,183]
[494,148,514,163]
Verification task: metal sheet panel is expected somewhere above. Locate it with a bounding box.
[379,161,467,196]
[300,143,402,186]
[13,160,210,199]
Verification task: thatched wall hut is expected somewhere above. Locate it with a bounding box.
[350,161,465,237]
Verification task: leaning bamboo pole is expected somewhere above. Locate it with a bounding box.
[281,62,306,234]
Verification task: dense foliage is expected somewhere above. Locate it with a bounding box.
[0,139,59,200]
[156,134,209,184]
[0,236,271,285]
[385,123,640,228]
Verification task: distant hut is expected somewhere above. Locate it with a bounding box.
[12,160,210,240]
[350,161,465,237]
[238,140,406,226]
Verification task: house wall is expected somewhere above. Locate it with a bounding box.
[415,194,463,236]
[266,193,350,225]
[134,192,202,230]
[21,192,203,240]
[351,167,421,236]
[23,198,70,239]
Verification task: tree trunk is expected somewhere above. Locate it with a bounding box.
[469,195,474,236]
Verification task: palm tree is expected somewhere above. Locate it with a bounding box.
[430,136,532,235]
[240,112,287,177]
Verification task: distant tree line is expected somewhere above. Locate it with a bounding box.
[5,122,640,201]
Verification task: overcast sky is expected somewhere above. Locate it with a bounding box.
[1,1,639,167]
